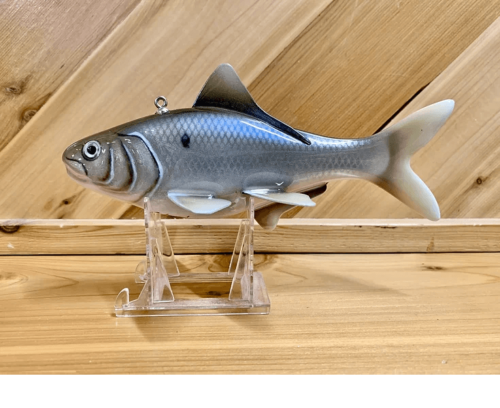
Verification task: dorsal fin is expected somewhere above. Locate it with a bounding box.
[193,64,310,145]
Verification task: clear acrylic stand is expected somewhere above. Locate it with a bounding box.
[115,196,270,317]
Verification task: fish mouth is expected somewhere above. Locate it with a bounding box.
[64,158,88,181]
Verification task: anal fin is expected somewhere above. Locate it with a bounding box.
[168,192,231,215]
[254,185,327,230]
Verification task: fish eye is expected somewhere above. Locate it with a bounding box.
[82,141,101,161]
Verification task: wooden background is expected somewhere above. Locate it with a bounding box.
[1,0,500,220]
[2,1,500,374]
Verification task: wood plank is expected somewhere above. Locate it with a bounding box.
[1,253,499,374]
[296,16,500,219]
[0,0,140,151]
[251,0,500,138]
[1,219,499,255]
[0,0,331,220]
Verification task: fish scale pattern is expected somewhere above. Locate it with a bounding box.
[128,109,387,190]
[156,110,370,150]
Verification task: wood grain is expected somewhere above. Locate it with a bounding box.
[250,0,500,139]
[0,0,140,151]
[1,253,499,374]
[297,16,500,219]
[0,0,331,219]
[1,218,499,255]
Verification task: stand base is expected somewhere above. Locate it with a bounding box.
[115,272,270,317]
[115,197,270,317]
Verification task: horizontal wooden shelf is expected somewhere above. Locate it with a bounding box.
[0,218,499,255]
[1,252,499,374]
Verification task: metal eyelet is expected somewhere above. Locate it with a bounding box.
[154,96,169,115]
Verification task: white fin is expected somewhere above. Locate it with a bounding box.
[243,189,316,207]
[168,192,231,215]
[373,100,455,221]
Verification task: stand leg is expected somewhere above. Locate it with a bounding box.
[228,221,245,275]
[128,198,175,307]
[229,197,255,300]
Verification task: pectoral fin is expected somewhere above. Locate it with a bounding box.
[243,189,317,207]
[168,192,231,215]
[254,184,327,230]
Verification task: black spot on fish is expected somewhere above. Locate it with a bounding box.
[181,133,190,148]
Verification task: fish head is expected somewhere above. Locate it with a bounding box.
[63,131,115,185]
[63,128,160,203]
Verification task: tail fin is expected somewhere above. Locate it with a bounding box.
[373,100,455,221]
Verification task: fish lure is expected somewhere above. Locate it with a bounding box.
[63,64,454,229]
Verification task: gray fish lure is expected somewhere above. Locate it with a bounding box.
[63,64,454,229]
